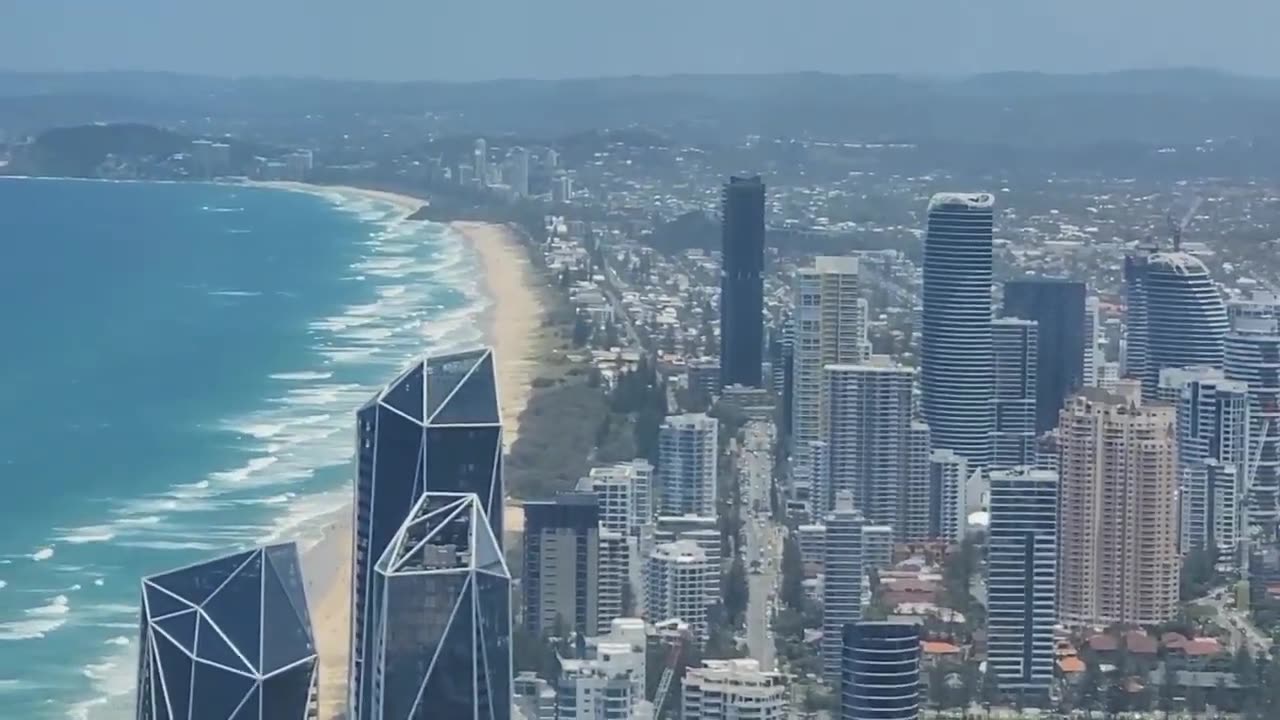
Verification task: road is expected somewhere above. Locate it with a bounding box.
[737,422,783,671]
[1193,584,1272,656]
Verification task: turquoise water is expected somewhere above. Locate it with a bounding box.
[0,178,485,718]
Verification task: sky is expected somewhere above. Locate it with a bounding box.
[5,0,1280,81]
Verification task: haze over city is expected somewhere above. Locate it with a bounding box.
[6,0,1280,80]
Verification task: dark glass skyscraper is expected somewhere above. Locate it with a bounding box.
[350,348,504,720]
[1003,278,1086,433]
[136,543,317,720]
[367,492,511,720]
[841,622,921,720]
[720,175,765,388]
[921,193,995,467]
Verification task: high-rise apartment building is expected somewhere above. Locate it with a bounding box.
[350,348,503,719]
[366,492,511,720]
[822,362,929,537]
[841,622,921,720]
[597,530,630,633]
[861,524,895,575]
[988,469,1059,699]
[1123,250,1228,397]
[523,494,601,635]
[928,449,968,543]
[1083,296,1101,388]
[1160,367,1249,558]
[1003,279,1087,433]
[822,492,865,686]
[720,176,766,388]
[507,146,530,196]
[682,659,788,720]
[991,318,1038,469]
[136,544,318,720]
[792,257,870,463]
[1225,292,1280,527]
[580,459,654,537]
[921,193,996,466]
[658,414,719,517]
[646,540,717,645]
[1058,387,1180,627]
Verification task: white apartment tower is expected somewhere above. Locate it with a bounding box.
[822,491,865,686]
[929,449,969,543]
[1225,292,1280,528]
[988,469,1059,698]
[792,257,870,466]
[646,540,717,645]
[822,362,930,538]
[681,659,788,720]
[658,414,718,517]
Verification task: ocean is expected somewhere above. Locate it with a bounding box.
[0,178,485,718]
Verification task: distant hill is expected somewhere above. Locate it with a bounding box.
[4,69,1280,148]
[5,122,286,178]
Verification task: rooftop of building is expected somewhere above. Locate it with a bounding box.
[928,192,995,210]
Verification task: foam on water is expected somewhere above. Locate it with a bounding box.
[25,184,488,719]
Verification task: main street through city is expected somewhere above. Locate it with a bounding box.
[737,422,783,671]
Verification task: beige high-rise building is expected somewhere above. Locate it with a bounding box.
[1058,384,1180,627]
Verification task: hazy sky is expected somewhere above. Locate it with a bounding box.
[5,0,1280,81]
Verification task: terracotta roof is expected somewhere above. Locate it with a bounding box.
[1161,632,1189,649]
[922,641,961,655]
[1124,630,1158,655]
[1058,657,1086,673]
[1088,634,1120,652]
[1183,638,1223,657]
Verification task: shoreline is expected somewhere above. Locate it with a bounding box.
[249,182,543,718]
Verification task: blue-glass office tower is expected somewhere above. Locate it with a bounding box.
[720,175,766,388]
[1003,278,1086,433]
[350,348,504,720]
[1124,251,1228,398]
[841,622,921,720]
[921,193,995,467]
[136,543,317,720]
[367,492,511,720]
[987,470,1058,701]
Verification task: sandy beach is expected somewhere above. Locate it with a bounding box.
[253,183,544,718]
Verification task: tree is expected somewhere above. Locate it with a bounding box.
[723,557,749,627]
[780,535,806,611]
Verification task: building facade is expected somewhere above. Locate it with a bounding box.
[928,449,969,543]
[136,544,318,720]
[1003,279,1087,433]
[1124,251,1229,398]
[921,193,996,467]
[658,414,719,517]
[350,348,503,719]
[365,492,511,720]
[1058,388,1180,627]
[1225,293,1280,527]
[822,492,865,686]
[1160,367,1249,559]
[682,659,788,720]
[523,494,601,635]
[991,318,1038,470]
[720,175,766,388]
[822,362,928,537]
[791,257,870,464]
[987,469,1059,700]
[840,622,921,720]
[646,540,717,645]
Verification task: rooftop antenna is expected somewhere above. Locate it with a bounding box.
[1168,196,1203,252]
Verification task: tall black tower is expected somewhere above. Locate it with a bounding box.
[720,175,765,388]
[1003,278,1086,433]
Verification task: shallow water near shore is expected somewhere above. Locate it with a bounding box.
[0,177,486,718]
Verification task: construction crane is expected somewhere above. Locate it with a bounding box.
[1168,196,1203,252]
